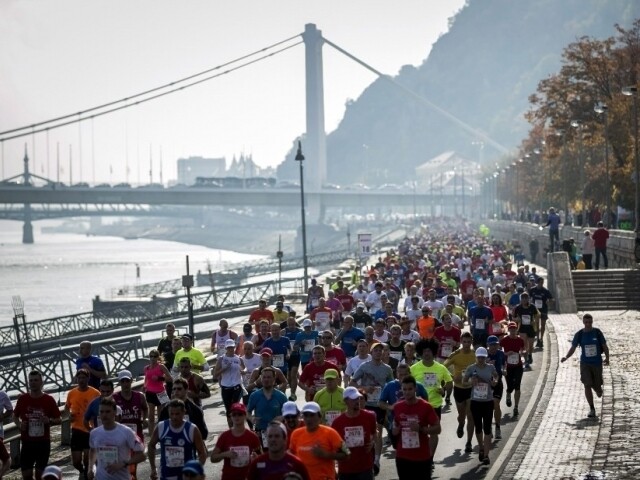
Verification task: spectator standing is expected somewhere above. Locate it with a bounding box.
[592,221,610,270]
[76,341,107,390]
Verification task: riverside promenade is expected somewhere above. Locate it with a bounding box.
[495,309,640,480]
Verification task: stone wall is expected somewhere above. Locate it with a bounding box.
[482,220,637,269]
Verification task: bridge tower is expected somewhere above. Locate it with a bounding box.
[22,148,34,244]
[302,23,327,222]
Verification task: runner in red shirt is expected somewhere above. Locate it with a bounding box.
[245,421,310,480]
[13,369,62,479]
[332,386,377,478]
[211,403,262,480]
[298,346,340,401]
[392,375,441,480]
[310,298,334,333]
[249,300,275,333]
[459,272,477,304]
[499,322,526,418]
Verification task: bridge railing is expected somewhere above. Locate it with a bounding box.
[117,249,354,298]
[0,278,302,351]
[0,336,145,396]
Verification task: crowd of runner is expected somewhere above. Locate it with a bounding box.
[7,221,568,480]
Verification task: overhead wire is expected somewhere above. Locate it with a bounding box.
[0,33,302,138]
[322,37,511,154]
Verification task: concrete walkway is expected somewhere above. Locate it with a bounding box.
[495,310,640,479]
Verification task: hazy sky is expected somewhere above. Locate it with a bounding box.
[0,0,466,184]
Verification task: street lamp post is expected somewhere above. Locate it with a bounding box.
[295,141,309,292]
[276,235,283,293]
[594,102,611,228]
[570,120,586,226]
[622,86,640,261]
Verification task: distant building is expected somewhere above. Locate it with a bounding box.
[177,156,226,185]
[415,151,482,195]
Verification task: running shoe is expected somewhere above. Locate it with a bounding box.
[513,406,519,418]
[457,424,464,438]
[288,393,297,401]
[465,441,473,453]
[506,395,512,407]
[483,456,490,465]
[495,426,502,439]
[373,462,380,476]
[588,409,597,418]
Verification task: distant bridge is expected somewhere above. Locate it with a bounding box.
[0,183,469,208]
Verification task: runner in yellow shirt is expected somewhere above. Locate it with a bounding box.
[313,369,346,426]
[444,332,476,453]
[410,338,452,462]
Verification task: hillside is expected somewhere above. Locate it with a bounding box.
[277,0,639,184]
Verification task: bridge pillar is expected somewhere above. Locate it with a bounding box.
[303,23,327,223]
[23,204,34,244]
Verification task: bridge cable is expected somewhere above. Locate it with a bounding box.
[0,34,302,138]
[322,37,511,154]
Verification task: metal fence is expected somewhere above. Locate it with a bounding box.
[120,249,353,297]
[0,336,145,397]
[0,278,302,351]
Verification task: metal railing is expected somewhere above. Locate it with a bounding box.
[119,249,353,298]
[0,336,145,396]
[0,278,303,351]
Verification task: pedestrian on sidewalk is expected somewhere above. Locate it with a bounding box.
[561,314,610,418]
[581,230,595,270]
[592,222,610,270]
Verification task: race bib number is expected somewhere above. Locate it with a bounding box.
[314,380,326,390]
[344,426,364,448]
[491,323,503,335]
[472,383,489,400]
[475,318,486,330]
[315,313,331,331]
[356,323,365,330]
[390,351,403,361]
[165,446,184,467]
[325,410,341,426]
[273,354,285,368]
[507,353,520,365]
[521,315,531,326]
[534,300,543,309]
[28,418,44,437]
[585,344,598,357]
[97,446,118,465]
[368,386,382,403]
[289,339,296,349]
[303,340,315,352]
[423,373,437,387]
[441,344,452,358]
[230,446,250,468]
[401,428,420,449]
[157,391,170,405]
[242,372,252,387]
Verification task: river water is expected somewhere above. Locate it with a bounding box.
[0,219,265,325]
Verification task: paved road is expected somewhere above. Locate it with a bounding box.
[37,327,547,480]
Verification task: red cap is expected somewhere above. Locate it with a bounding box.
[260,348,273,357]
[230,403,247,415]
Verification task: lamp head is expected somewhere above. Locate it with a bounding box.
[295,140,305,162]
